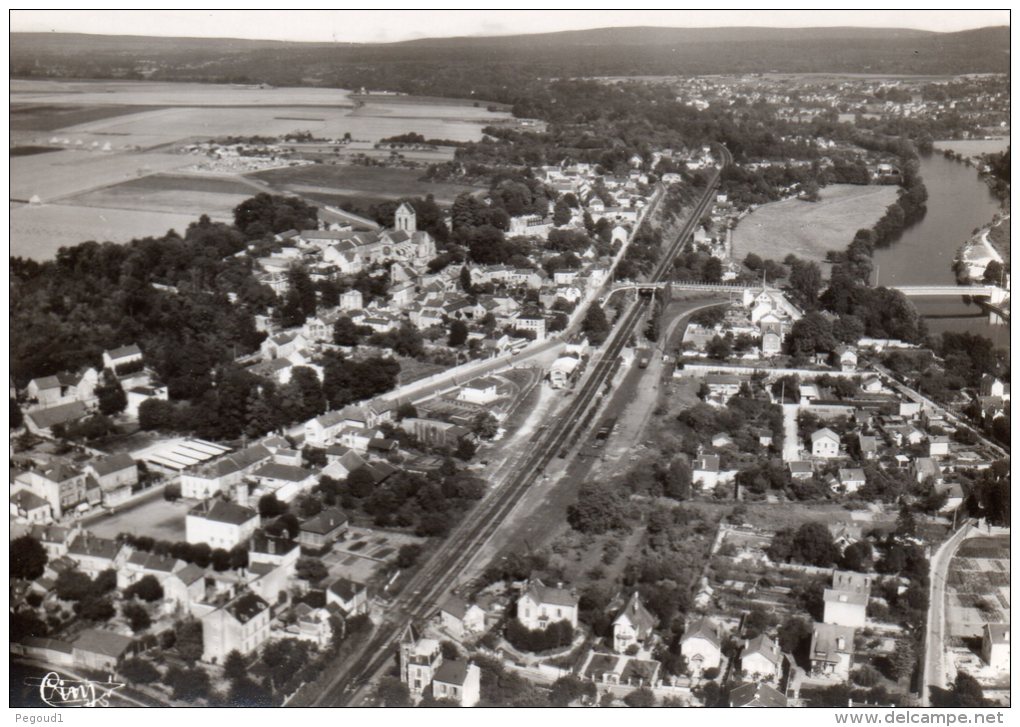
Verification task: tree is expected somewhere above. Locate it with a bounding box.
[296,557,328,584]
[448,320,469,347]
[79,597,115,622]
[549,675,597,706]
[227,677,275,708]
[333,316,365,347]
[123,602,152,632]
[841,541,873,572]
[10,397,23,429]
[706,335,732,360]
[581,304,611,346]
[125,574,164,602]
[623,687,656,707]
[471,411,499,439]
[258,493,288,519]
[787,312,836,355]
[658,457,692,500]
[790,521,840,567]
[788,259,823,310]
[982,260,1004,286]
[120,658,160,685]
[347,467,376,498]
[96,368,128,416]
[222,650,247,681]
[567,482,628,534]
[459,265,474,294]
[211,548,231,572]
[166,665,211,702]
[376,676,411,707]
[396,543,423,568]
[55,570,95,602]
[11,535,47,580]
[552,198,572,226]
[454,437,477,461]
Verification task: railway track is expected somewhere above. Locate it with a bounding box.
[311,145,730,707]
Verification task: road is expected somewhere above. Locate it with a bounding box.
[920,520,974,706]
[781,403,800,462]
[301,147,730,707]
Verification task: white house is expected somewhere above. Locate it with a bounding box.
[102,344,143,372]
[740,634,784,682]
[457,377,500,405]
[613,592,657,654]
[836,468,866,494]
[438,596,486,640]
[186,501,259,550]
[431,660,481,707]
[981,623,1010,670]
[201,591,271,664]
[517,579,578,630]
[809,623,855,681]
[811,428,841,458]
[681,617,722,675]
[929,435,951,458]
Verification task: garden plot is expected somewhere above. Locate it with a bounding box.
[946,536,1010,638]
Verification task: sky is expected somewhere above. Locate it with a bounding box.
[9,9,1010,44]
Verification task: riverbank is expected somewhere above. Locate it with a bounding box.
[730,183,898,268]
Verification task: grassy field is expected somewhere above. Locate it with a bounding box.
[253,163,483,204]
[731,184,899,266]
[10,103,159,131]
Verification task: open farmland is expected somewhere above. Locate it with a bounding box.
[253,164,483,205]
[11,149,193,203]
[731,183,899,267]
[65,174,258,219]
[10,203,225,260]
[11,80,509,258]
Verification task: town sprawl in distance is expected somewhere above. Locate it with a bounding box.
[8,13,1011,710]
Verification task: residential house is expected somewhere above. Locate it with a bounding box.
[704,374,747,406]
[180,444,272,499]
[457,377,501,405]
[979,375,1010,402]
[929,435,951,458]
[823,574,869,629]
[163,563,206,609]
[400,629,443,699]
[729,682,788,708]
[10,489,52,524]
[326,578,369,616]
[739,634,784,682]
[67,534,123,578]
[85,453,138,508]
[26,368,99,408]
[102,344,143,372]
[15,464,87,519]
[399,417,471,449]
[298,508,349,552]
[24,401,91,436]
[913,457,942,485]
[517,579,579,630]
[305,411,348,448]
[981,623,1010,670]
[861,376,884,394]
[857,434,878,460]
[72,629,134,672]
[809,623,855,680]
[431,660,481,707]
[29,524,79,558]
[250,462,316,503]
[612,592,657,654]
[15,637,75,668]
[186,501,259,550]
[693,454,735,489]
[681,617,722,675]
[247,531,300,575]
[811,428,841,458]
[201,591,272,663]
[125,384,169,419]
[437,596,486,640]
[788,461,813,480]
[837,468,866,494]
[118,550,182,589]
[834,345,858,372]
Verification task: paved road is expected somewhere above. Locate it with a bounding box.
[781,403,800,462]
[921,520,974,706]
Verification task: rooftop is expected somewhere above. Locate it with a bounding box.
[433,659,471,686]
[189,500,258,526]
[73,628,133,658]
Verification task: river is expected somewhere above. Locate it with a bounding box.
[871,152,1008,347]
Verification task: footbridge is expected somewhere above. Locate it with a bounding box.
[890,284,1007,302]
[608,280,747,294]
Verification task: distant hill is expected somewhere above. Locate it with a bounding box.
[10,25,1009,93]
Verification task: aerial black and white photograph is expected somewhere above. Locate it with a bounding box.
[7,8,1011,715]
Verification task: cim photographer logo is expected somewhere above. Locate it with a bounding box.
[24,672,125,708]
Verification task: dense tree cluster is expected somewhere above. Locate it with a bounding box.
[505,618,573,653]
